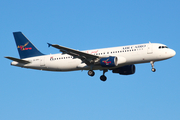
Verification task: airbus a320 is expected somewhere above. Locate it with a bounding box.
[5,32,176,81]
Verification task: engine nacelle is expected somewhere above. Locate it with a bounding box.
[100,56,118,67]
[112,65,135,75]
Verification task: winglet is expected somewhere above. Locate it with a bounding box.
[47,43,52,47]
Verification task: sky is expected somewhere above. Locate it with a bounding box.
[0,0,180,120]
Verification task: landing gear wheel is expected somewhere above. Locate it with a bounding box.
[150,61,156,72]
[88,70,95,76]
[100,75,107,81]
[152,68,156,72]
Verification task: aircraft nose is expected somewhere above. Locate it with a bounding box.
[169,49,176,57]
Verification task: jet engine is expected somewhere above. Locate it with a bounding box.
[112,65,135,75]
[100,56,118,67]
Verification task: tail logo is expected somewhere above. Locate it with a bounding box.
[17,42,32,51]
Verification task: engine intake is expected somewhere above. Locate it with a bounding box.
[100,56,118,67]
[112,65,135,75]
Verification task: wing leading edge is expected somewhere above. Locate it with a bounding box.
[48,43,99,65]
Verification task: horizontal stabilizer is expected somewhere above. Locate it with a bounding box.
[5,56,30,64]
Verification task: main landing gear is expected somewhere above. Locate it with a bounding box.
[100,69,108,81]
[150,61,156,72]
[88,70,95,76]
[88,69,108,82]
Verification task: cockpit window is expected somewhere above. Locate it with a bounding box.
[159,46,168,49]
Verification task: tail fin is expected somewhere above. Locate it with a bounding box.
[13,32,44,59]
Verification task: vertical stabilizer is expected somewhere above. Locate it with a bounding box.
[13,32,44,59]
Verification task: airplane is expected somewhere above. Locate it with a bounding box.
[5,32,176,81]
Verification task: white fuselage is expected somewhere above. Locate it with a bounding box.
[11,43,176,71]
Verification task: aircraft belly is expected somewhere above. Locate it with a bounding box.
[57,59,81,71]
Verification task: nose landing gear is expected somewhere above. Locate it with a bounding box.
[150,61,156,72]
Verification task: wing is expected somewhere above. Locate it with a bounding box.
[5,56,30,64]
[48,43,99,65]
